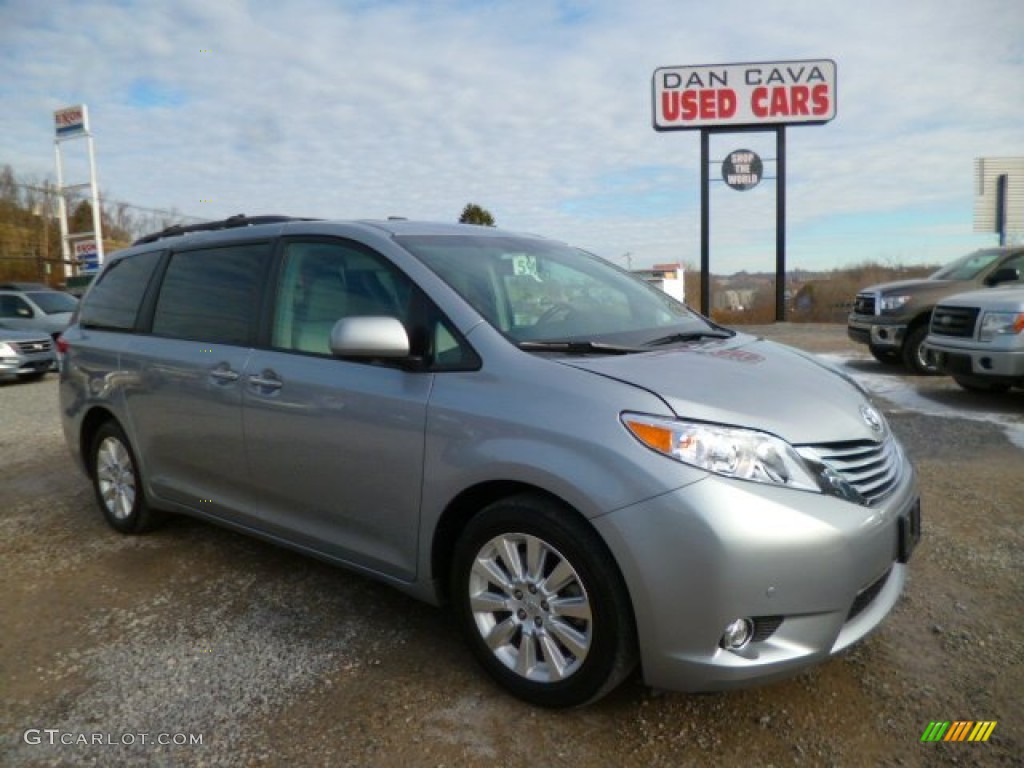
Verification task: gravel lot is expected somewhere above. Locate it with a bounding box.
[2,323,1021,767]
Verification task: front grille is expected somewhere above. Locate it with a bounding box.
[10,338,53,354]
[800,437,902,506]
[930,305,979,338]
[847,569,891,622]
[852,293,876,315]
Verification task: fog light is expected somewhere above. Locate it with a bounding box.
[721,618,754,650]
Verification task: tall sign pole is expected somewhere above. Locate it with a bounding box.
[54,104,104,277]
[652,60,837,320]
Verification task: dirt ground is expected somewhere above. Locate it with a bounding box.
[1,324,1021,767]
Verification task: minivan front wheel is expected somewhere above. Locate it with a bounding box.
[451,495,637,707]
[90,421,160,534]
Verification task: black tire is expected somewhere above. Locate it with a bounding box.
[90,421,161,534]
[902,324,941,375]
[868,345,901,365]
[450,494,637,708]
[953,375,1011,394]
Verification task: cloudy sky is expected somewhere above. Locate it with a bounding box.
[1,0,1021,273]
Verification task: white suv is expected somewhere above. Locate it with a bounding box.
[926,285,1024,392]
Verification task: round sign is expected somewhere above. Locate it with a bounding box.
[722,149,763,191]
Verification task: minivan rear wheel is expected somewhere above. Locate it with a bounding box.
[90,421,161,534]
[451,494,637,707]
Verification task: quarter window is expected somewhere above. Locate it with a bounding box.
[79,251,162,330]
[152,244,270,345]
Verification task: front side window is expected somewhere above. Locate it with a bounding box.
[994,253,1024,281]
[79,250,162,331]
[272,239,476,369]
[151,243,270,345]
[398,234,710,346]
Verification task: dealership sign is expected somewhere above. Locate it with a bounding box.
[54,104,89,137]
[653,59,836,130]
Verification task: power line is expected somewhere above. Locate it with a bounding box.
[6,180,204,224]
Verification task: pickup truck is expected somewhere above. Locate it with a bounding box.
[925,285,1024,392]
[847,246,1024,373]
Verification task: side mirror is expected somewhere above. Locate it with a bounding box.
[329,316,410,359]
[17,307,34,318]
[985,267,1020,286]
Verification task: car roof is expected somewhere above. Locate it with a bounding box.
[109,215,550,265]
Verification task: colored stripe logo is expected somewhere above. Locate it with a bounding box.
[921,721,997,742]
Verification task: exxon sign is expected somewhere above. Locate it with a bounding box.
[653,60,837,130]
[54,105,89,138]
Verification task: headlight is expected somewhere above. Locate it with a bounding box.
[622,413,867,502]
[622,413,822,490]
[0,342,15,357]
[979,311,1024,342]
[879,295,911,312]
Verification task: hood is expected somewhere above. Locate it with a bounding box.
[558,333,882,445]
[859,278,971,296]
[0,326,53,343]
[939,285,1024,310]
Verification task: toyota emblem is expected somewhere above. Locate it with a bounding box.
[860,405,884,433]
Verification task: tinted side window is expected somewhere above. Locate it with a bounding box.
[80,251,163,330]
[0,294,32,317]
[152,243,270,345]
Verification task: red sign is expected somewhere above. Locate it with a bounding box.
[653,60,836,130]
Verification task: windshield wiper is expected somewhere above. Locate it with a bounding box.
[518,340,646,355]
[645,330,733,347]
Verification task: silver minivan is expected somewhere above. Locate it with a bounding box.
[59,216,920,707]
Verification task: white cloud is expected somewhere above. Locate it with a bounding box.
[1,0,1021,274]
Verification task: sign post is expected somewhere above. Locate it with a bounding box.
[54,104,104,278]
[652,60,837,320]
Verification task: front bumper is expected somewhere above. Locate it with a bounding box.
[593,466,919,693]
[927,339,1024,381]
[0,353,54,378]
[847,316,907,349]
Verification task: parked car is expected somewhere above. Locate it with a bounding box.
[0,286,79,340]
[60,215,920,707]
[847,246,1024,374]
[925,285,1024,392]
[0,327,56,381]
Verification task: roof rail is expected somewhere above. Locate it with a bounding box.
[132,214,319,245]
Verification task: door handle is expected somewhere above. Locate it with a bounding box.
[209,366,240,383]
[248,371,283,391]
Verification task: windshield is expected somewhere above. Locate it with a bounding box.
[397,234,716,346]
[27,291,78,314]
[931,250,1002,281]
